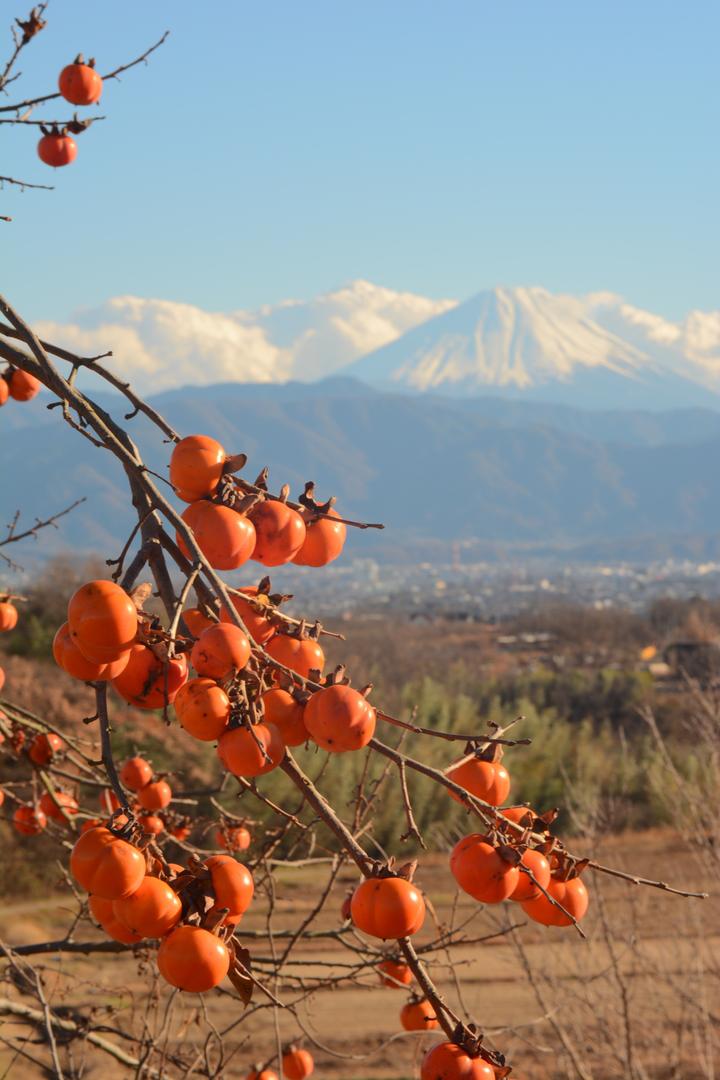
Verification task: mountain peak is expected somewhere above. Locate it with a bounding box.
[345,284,651,393]
[344,285,720,408]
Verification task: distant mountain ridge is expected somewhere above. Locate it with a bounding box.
[33,282,720,410]
[3,379,720,566]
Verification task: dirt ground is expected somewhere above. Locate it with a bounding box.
[0,829,717,1079]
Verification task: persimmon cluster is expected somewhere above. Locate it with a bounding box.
[96,756,175,838]
[9,732,72,834]
[81,768,197,843]
[70,819,255,993]
[447,755,590,927]
[171,434,347,569]
[51,572,377,766]
[37,57,103,168]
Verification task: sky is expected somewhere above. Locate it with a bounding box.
[2,0,719,323]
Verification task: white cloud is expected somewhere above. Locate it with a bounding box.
[35,282,456,394]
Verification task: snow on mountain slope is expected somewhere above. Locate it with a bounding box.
[34,282,455,394]
[345,286,720,407]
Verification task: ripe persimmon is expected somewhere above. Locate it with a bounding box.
[104,918,144,945]
[282,1047,314,1080]
[0,666,5,692]
[137,779,172,811]
[378,959,412,988]
[508,848,551,903]
[0,377,8,406]
[53,622,130,681]
[58,59,102,105]
[446,758,510,807]
[190,624,251,680]
[246,1071,279,1080]
[400,999,440,1031]
[183,607,215,637]
[113,876,182,938]
[89,895,143,945]
[521,874,589,927]
[67,580,137,664]
[88,895,115,925]
[28,732,65,766]
[6,368,42,400]
[138,814,165,835]
[304,684,376,752]
[111,645,188,709]
[220,587,275,644]
[120,757,153,791]
[248,501,306,566]
[266,634,324,680]
[70,827,146,899]
[174,678,231,741]
[293,507,347,567]
[0,601,18,632]
[351,877,426,939]
[450,835,519,904]
[157,925,230,992]
[420,1041,495,1079]
[500,805,534,827]
[170,434,226,502]
[178,502,256,570]
[260,688,308,747]
[204,854,254,924]
[170,823,191,841]
[216,825,251,852]
[39,791,79,821]
[217,723,284,778]
[13,805,47,835]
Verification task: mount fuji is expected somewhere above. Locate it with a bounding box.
[344,286,720,410]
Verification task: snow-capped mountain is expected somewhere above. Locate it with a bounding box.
[345,286,720,409]
[34,281,455,394]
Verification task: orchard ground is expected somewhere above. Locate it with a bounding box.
[1,601,718,1076]
[0,832,715,1079]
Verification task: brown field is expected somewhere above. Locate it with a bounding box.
[0,829,717,1079]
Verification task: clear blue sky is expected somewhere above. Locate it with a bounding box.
[3,0,718,321]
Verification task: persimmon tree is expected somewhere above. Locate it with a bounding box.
[0,8,710,1080]
[0,301,709,1079]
